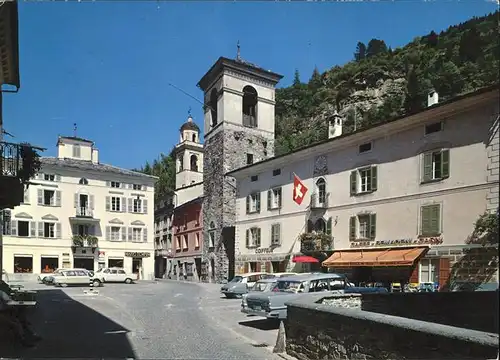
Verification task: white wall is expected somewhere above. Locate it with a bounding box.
[234,103,498,256]
[2,162,157,279]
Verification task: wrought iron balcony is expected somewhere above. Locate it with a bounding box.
[310,193,329,209]
[76,207,94,218]
[1,141,42,209]
[300,232,333,253]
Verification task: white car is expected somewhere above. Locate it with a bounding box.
[52,269,95,287]
[91,267,136,287]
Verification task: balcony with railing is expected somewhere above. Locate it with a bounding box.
[1,141,42,209]
[300,232,334,253]
[76,207,94,218]
[310,192,329,210]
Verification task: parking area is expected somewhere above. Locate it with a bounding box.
[1,280,282,359]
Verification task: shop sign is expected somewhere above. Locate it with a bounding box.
[255,247,274,254]
[125,252,151,258]
[350,237,443,248]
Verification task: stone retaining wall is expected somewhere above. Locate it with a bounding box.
[285,295,499,360]
[361,291,499,333]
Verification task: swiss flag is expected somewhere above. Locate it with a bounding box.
[293,174,308,206]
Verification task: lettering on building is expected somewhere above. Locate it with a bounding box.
[255,248,274,254]
[125,252,151,258]
[350,237,444,248]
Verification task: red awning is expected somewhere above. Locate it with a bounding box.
[292,255,319,263]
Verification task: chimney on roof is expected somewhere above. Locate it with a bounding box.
[328,111,343,139]
[427,90,439,107]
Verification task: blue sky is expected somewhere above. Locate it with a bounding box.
[3,1,497,170]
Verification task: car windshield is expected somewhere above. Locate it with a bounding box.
[252,281,274,291]
[274,280,304,293]
[229,276,243,283]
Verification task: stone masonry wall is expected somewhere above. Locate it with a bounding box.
[285,297,499,360]
[486,111,499,212]
[360,291,499,333]
[203,124,275,283]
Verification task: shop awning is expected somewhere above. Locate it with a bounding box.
[322,247,429,267]
[292,255,319,263]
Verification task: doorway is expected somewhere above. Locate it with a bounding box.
[132,257,143,278]
[73,257,94,271]
[210,258,215,281]
[195,258,202,280]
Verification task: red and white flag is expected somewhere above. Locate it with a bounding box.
[293,174,308,206]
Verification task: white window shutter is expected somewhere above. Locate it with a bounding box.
[106,181,111,187]
[90,195,95,210]
[128,227,133,241]
[11,220,17,236]
[56,223,62,238]
[55,175,61,182]
[105,196,110,211]
[74,193,79,208]
[37,189,43,205]
[143,228,147,242]
[143,199,148,214]
[106,226,111,240]
[121,226,127,241]
[30,221,36,237]
[38,222,44,237]
[55,191,61,206]
[121,197,126,212]
[128,198,132,213]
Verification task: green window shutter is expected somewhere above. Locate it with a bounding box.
[278,188,282,208]
[246,229,250,247]
[246,196,250,214]
[369,213,377,240]
[370,166,378,192]
[441,150,450,179]
[256,193,261,212]
[276,224,281,242]
[423,153,433,182]
[350,171,357,196]
[326,217,332,235]
[421,206,431,236]
[267,190,272,210]
[430,205,441,235]
[349,216,356,241]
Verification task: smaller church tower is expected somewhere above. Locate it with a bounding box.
[174,113,204,189]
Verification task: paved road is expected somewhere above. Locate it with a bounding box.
[1,280,282,359]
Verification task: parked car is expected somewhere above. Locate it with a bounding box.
[43,268,89,285]
[52,269,95,287]
[220,272,268,298]
[263,272,297,279]
[241,277,280,311]
[90,267,136,287]
[242,273,388,320]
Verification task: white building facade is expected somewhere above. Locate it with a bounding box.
[2,136,157,280]
[229,86,499,287]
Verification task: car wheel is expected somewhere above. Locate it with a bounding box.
[92,280,101,287]
[225,294,235,299]
[124,278,132,284]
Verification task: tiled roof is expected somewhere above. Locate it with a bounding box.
[40,157,157,180]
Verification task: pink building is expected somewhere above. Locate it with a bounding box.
[171,196,203,281]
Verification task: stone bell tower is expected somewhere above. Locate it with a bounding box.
[197,51,283,283]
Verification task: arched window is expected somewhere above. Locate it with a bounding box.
[192,133,196,142]
[190,155,198,172]
[210,89,218,126]
[242,85,258,128]
[315,218,326,233]
[79,178,88,185]
[208,221,216,248]
[316,178,326,204]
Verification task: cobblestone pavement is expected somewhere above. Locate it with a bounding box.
[1,280,282,359]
